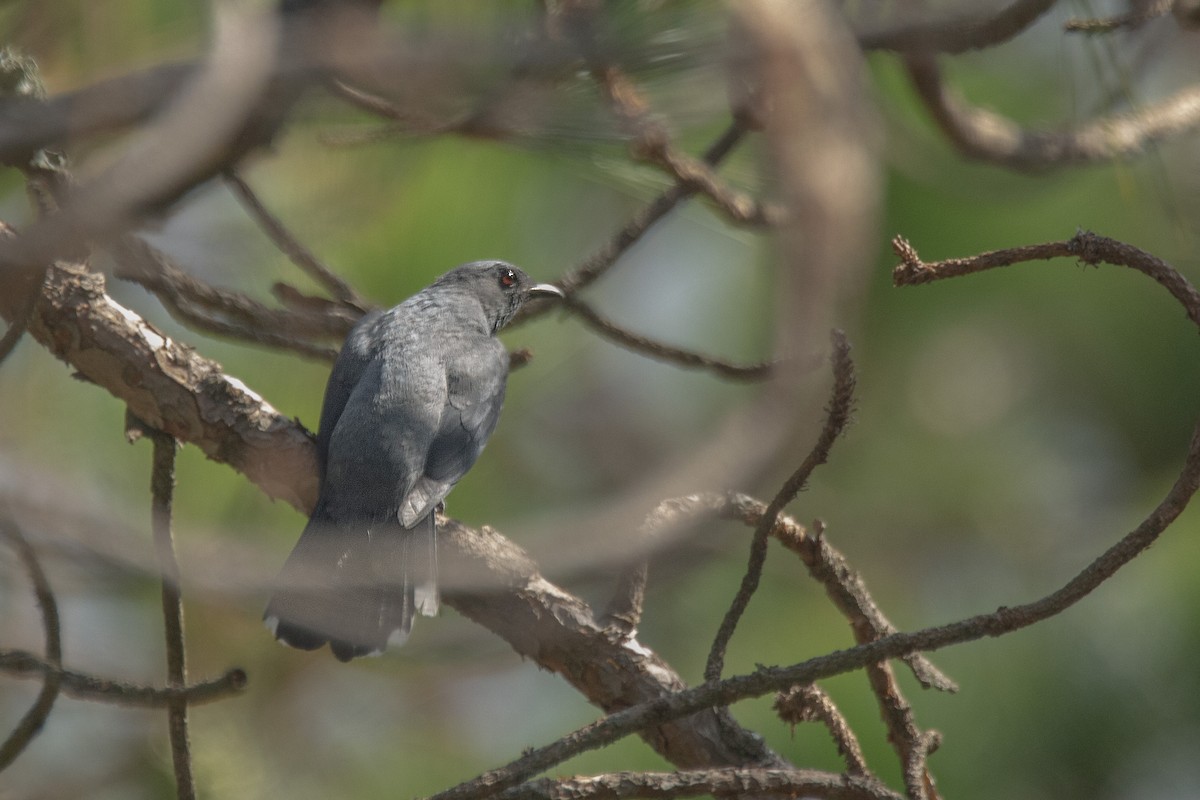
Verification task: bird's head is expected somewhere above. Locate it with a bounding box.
[436,261,563,333]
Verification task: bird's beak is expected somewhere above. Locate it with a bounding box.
[528,283,564,299]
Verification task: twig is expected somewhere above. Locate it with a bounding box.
[774,684,869,776]
[599,558,647,638]
[223,171,368,308]
[891,232,1200,329]
[437,517,788,772]
[639,141,781,227]
[110,234,350,360]
[1064,0,1172,32]
[564,296,774,382]
[704,330,855,682]
[0,651,246,707]
[857,0,1058,53]
[863,659,939,800]
[0,520,62,771]
[590,66,775,227]
[569,8,776,231]
[902,731,943,800]
[553,120,748,296]
[720,496,956,693]
[725,497,947,794]
[325,79,475,139]
[0,260,40,367]
[497,768,904,800]
[136,421,195,800]
[429,419,1200,800]
[902,53,1200,172]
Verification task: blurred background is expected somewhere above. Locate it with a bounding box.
[2,1,1200,798]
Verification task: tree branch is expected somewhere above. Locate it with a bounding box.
[857,0,1059,53]
[705,330,855,682]
[0,652,246,707]
[428,411,1200,800]
[223,171,369,309]
[437,517,788,771]
[1064,0,1172,33]
[774,684,869,776]
[552,120,749,297]
[135,422,195,800]
[0,520,62,772]
[891,231,1200,328]
[497,768,904,800]
[903,53,1200,172]
[0,257,320,512]
[564,296,774,382]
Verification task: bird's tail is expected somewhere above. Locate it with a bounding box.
[263,512,439,662]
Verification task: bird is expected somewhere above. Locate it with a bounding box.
[264,261,563,661]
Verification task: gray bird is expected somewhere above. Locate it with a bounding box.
[264,261,562,661]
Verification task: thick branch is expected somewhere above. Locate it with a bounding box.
[0,259,319,511]
[498,768,904,800]
[904,54,1200,171]
[428,417,1200,800]
[857,0,1058,53]
[438,517,788,771]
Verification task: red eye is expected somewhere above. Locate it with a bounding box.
[499,268,517,288]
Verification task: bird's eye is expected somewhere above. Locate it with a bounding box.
[498,268,517,289]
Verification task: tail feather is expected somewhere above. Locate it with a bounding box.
[409,512,440,617]
[264,513,438,661]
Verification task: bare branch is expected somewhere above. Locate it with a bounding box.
[135,421,195,800]
[438,516,788,772]
[0,257,320,512]
[864,658,940,800]
[704,330,855,682]
[0,651,246,707]
[719,495,956,692]
[109,234,352,358]
[587,62,778,227]
[599,558,647,638]
[429,418,1200,800]
[0,520,62,771]
[903,53,1200,171]
[857,0,1059,53]
[774,685,869,776]
[497,768,904,800]
[902,731,943,800]
[552,120,748,296]
[0,9,284,276]
[0,61,197,166]
[891,232,1200,329]
[223,171,369,309]
[1064,0,1172,33]
[564,296,774,382]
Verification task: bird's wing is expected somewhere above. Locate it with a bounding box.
[321,352,445,522]
[398,340,509,528]
[313,310,384,475]
[266,351,447,657]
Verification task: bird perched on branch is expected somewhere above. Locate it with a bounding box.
[264,261,563,661]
